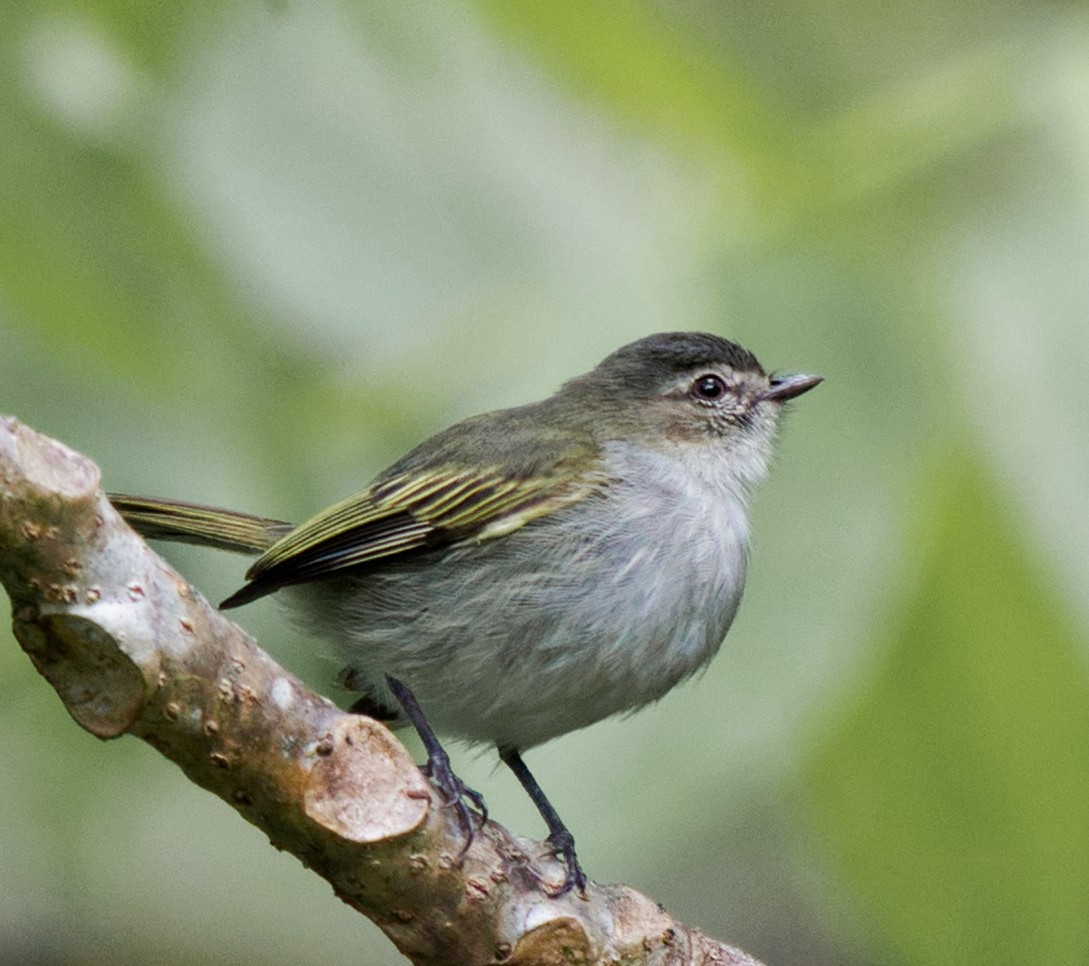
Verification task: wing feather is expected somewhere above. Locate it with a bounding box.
[220,456,607,608]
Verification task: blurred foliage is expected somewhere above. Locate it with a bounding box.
[2,1,1089,965]
[806,454,1089,964]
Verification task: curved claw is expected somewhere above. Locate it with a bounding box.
[542,828,588,898]
[422,751,488,858]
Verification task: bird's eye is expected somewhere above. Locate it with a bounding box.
[691,373,727,401]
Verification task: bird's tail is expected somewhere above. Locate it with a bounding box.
[108,494,293,556]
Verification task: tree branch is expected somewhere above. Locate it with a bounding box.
[0,414,766,966]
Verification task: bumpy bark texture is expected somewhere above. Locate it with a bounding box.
[0,414,766,966]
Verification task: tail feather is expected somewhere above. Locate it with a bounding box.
[109,494,293,556]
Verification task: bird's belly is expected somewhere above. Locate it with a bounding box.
[297,451,750,749]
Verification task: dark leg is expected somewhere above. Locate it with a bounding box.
[499,746,587,897]
[385,676,487,853]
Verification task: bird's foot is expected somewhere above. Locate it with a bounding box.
[422,750,488,857]
[542,828,588,898]
[383,675,487,858]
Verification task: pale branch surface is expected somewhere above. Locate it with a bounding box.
[0,414,766,966]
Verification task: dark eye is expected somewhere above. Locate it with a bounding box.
[691,373,727,400]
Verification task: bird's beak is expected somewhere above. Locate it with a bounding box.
[761,373,823,402]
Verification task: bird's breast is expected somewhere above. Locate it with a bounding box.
[557,441,750,690]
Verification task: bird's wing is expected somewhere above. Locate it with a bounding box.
[221,450,606,608]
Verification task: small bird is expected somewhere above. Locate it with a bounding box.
[111,331,821,895]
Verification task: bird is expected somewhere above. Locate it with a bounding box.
[110,331,822,895]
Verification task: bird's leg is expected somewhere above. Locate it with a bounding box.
[499,745,588,897]
[384,676,487,855]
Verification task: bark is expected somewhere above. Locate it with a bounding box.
[0,414,766,966]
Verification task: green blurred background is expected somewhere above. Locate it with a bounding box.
[3,1,1089,964]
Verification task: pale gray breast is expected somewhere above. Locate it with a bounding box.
[557,441,750,689]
